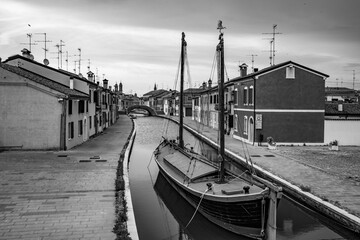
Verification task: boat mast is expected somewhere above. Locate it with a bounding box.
[217,21,226,183]
[179,32,186,148]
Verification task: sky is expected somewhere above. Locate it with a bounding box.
[1,0,360,96]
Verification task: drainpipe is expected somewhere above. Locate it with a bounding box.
[59,97,67,150]
[253,77,256,146]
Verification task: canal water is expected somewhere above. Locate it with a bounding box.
[129,116,352,240]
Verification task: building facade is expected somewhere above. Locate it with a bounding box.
[1,50,118,150]
[232,61,329,145]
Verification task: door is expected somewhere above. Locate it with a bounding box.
[83,117,88,141]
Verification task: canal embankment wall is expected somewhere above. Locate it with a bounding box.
[158,115,360,235]
[117,118,139,240]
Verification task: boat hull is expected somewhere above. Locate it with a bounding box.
[154,140,270,239]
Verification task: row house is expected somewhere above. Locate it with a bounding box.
[325,87,359,103]
[0,49,117,150]
[232,61,328,145]
[193,79,235,134]
[162,90,177,116]
[193,61,329,145]
[142,89,169,113]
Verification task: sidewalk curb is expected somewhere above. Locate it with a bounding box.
[123,119,139,240]
[158,115,360,234]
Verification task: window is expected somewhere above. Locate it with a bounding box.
[286,65,295,79]
[68,100,73,115]
[210,95,213,104]
[86,101,88,113]
[234,114,238,131]
[78,100,85,113]
[233,90,237,105]
[243,87,248,105]
[249,86,254,105]
[89,116,92,129]
[68,122,74,139]
[94,91,99,105]
[244,116,248,134]
[78,120,83,135]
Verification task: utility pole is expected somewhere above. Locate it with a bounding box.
[262,24,282,65]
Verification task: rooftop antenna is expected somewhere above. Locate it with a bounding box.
[78,48,82,74]
[35,33,52,65]
[55,44,60,69]
[345,70,356,90]
[262,24,282,65]
[247,54,258,72]
[87,59,91,72]
[59,40,65,69]
[65,51,69,71]
[20,33,37,53]
[73,60,77,73]
[72,48,82,74]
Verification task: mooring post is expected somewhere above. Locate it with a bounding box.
[266,189,280,240]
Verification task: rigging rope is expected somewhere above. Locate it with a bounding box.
[184,47,192,88]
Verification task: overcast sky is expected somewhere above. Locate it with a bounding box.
[1,0,360,95]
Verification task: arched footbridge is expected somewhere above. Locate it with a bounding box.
[126,105,157,116]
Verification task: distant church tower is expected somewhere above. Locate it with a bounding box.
[154,83,157,90]
[119,82,123,94]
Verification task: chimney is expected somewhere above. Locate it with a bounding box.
[240,63,248,77]
[21,48,34,60]
[338,104,343,112]
[208,79,212,88]
[69,77,74,89]
[87,71,94,82]
[202,81,206,89]
[109,86,112,91]
[103,79,108,89]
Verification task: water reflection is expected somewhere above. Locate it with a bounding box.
[129,116,350,240]
[154,172,247,240]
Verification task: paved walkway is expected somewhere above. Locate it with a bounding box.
[174,116,360,232]
[0,115,133,240]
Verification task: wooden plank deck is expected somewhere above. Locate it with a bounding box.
[164,151,217,181]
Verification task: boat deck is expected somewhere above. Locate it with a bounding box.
[157,144,266,197]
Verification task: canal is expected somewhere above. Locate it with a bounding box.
[129,116,352,240]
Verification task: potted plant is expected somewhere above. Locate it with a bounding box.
[329,140,339,151]
[267,136,277,150]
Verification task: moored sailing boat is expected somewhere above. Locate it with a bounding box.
[154,23,282,240]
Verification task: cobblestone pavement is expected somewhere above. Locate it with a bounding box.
[0,115,133,240]
[179,117,360,220]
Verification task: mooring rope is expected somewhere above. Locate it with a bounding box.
[184,185,212,229]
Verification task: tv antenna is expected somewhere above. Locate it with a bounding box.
[345,69,357,90]
[65,51,69,71]
[262,24,282,65]
[35,33,52,65]
[247,54,258,72]
[20,33,37,53]
[87,59,91,72]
